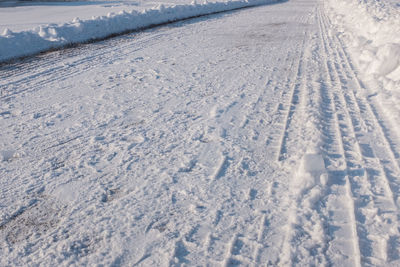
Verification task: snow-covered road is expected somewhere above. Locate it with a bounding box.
[1,0,400,265]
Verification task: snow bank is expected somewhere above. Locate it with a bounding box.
[0,0,276,62]
[325,0,400,89]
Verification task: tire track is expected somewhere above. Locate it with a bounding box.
[322,11,400,177]
[188,24,309,263]
[245,41,294,157]
[276,28,308,162]
[0,32,169,99]
[320,10,400,265]
[328,22,400,175]
[278,21,332,265]
[252,14,318,266]
[316,7,362,267]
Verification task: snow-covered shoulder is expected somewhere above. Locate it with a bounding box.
[324,0,400,86]
[0,0,277,62]
[324,0,400,135]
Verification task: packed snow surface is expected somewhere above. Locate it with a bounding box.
[0,0,277,62]
[2,0,400,266]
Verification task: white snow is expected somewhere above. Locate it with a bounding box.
[1,0,400,265]
[0,0,277,62]
[325,0,400,84]
[302,153,325,173]
[325,0,400,138]
[0,1,146,32]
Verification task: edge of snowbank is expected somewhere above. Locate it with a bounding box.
[0,0,277,62]
[324,0,400,143]
[324,0,400,88]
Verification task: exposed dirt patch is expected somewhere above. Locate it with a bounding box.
[0,197,64,245]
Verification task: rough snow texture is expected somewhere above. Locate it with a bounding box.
[325,0,400,137]
[2,0,400,265]
[325,0,400,84]
[0,0,276,62]
[0,1,150,32]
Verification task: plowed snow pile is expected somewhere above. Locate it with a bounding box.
[325,0,400,126]
[326,0,400,85]
[0,0,276,62]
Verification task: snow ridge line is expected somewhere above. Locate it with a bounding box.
[318,5,400,265]
[278,37,310,266]
[278,20,332,265]
[276,32,307,162]
[0,32,165,99]
[321,11,400,264]
[325,15,400,175]
[317,7,362,266]
[0,0,279,63]
[321,10,400,203]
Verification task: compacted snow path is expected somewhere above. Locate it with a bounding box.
[1,0,400,265]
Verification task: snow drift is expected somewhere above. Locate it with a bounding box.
[0,0,277,62]
[325,0,400,89]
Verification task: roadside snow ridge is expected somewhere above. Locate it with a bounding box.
[0,0,277,62]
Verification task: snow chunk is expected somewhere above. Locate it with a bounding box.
[302,153,326,173]
[297,153,327,187]
[367,43,400,77]
[1,28,13,37]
